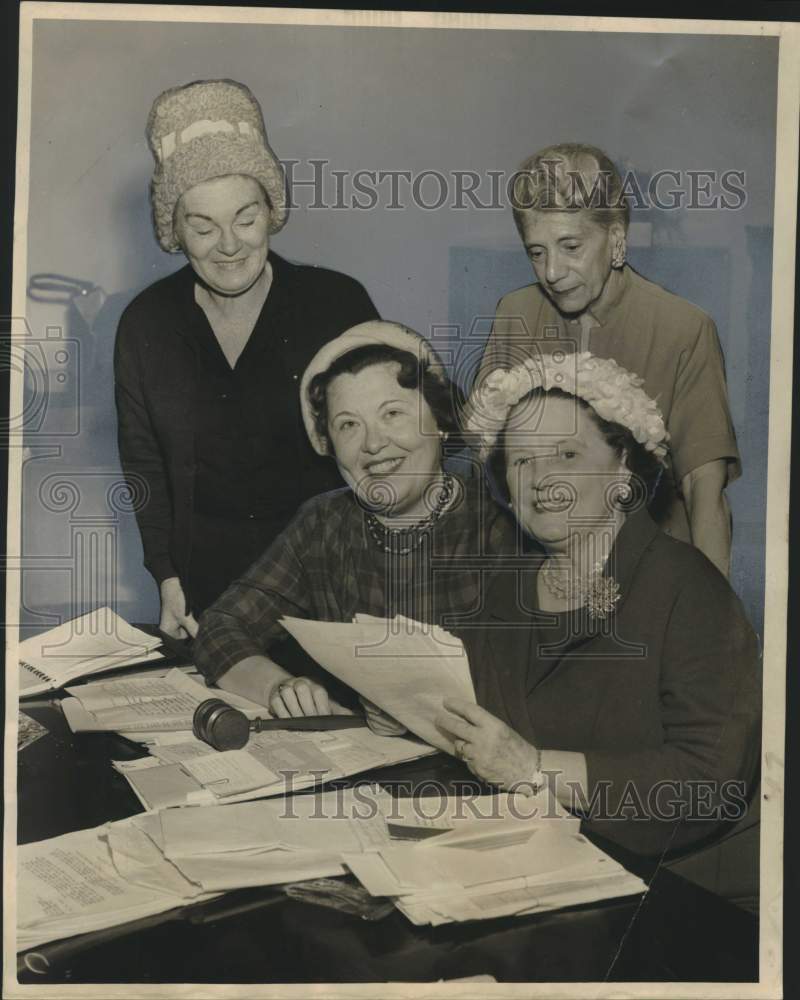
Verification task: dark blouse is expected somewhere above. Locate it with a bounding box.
[459,508,761,857]
[114,252,378,589]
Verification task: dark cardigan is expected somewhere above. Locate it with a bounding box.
[114,252,378,588]
[459,509,761,857]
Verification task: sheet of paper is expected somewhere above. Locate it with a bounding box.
[16,823,211,952]
[159,787,391,859]
[181,749,279,797]
[61,668,267,733]
[386,830,602,891]
[170,849,346,893]
[346,825,631,901]
[407,869,647,925]
[119,729,435,810]
[65,676,185,711]
[105,819,204,899]
[149,739,218,764]
[117,761,206,811]
[18,608,162,695]
[381,789,577,833]
[280,615,474,753]
[120,730,196,746]
[130,812,166,852]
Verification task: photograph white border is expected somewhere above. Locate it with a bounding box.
[4,5,798,998]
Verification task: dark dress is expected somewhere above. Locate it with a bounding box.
[114,251,378,612]
[459,507,761,856]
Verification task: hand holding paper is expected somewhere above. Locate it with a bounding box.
[279,615,475,752]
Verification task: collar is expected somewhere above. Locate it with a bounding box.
[172,250,289,355]
[584,263,629,327]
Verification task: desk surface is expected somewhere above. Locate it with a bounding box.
[16,690,759,985]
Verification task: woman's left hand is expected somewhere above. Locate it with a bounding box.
[435,698,540,791]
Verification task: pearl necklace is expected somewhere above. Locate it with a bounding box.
[364,474,455,556]
[540,559,597,601]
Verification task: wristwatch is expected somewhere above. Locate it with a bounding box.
[530,746,546,796]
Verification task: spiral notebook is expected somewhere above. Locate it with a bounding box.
[18,608,163,697]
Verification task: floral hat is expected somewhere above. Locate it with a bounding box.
[465,351,669,462]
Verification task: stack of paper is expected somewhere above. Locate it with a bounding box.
[16,788,393,951]
[132,787,393,893]
[60,668,265,734]
[16,819,217,952]
[19,608,163,697]
[344,807,647,926]
[280,614,473,752]
[114,725,437,810]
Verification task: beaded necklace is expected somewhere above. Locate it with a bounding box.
[364,473,455,556]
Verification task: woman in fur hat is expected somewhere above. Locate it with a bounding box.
[114,79,378,638]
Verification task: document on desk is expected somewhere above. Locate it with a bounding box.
[280,615,473,752]
[16,820,217,952]
[61,668,266,733]
[343,818,647,926]
[18,607,163,697]
[159,787,392,858]
[131,787,394,892]
[381,788,579,837]
[117,726,437,810]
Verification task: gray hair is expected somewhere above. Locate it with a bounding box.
[510,143,630,236]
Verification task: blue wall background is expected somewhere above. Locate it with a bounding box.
[20,20,777,636]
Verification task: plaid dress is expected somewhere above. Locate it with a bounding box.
[194,477,516,684]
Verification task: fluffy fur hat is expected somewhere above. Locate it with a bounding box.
[146,79,288,252]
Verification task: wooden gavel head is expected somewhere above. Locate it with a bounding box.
[192,698,252,751]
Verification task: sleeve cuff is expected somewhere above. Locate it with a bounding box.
[146,554,178,587]
[672,434,742,485]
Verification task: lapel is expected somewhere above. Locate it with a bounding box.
[527,266,631,356]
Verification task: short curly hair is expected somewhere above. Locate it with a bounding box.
[307,344,461,453]
[487,387,663,509]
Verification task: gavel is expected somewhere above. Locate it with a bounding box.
[192,698,366,752]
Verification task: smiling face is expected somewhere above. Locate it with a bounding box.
[326,361,443,519]
[504,393,628,551]
[520,211,622,316]
[175,174,270,296]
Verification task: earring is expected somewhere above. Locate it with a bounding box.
[611,240,626,269]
